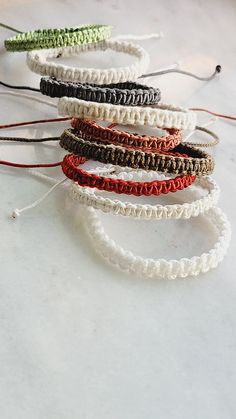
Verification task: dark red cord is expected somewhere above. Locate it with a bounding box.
[190,108,236,121]
[0,160,62,168]
[0,117,71,130]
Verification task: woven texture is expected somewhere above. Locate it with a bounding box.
[60,129,214,175]
[5,24,112,52]
[27,40,150,84]
[71,118,181,151]
[58,97,197,130]
[82,205,231,279]
[61,154,196,196]
[40,77,161,105]
[70,174,220,219]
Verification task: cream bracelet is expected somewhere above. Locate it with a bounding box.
[58,98,197,130]
[70,172,220,220]
[26,40,150,84]
[81,205,231,279]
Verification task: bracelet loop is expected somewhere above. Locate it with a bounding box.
[70,174,220,220]
[61,154,196,196]
[27,40,150,84]
[40,77,161,106]
[81,205,231,279]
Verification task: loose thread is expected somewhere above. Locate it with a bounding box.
[0,160,62,168]
[112,31,164,40]
[0,90,56,108]
[11,166,116,219]
[184,117,218,141]
[0,135,59,143]
[141,64,222,81]
[0,117,71,130]
[190,108,236,121]
[11,178,67,219]
[0,80,40,92]
[0,22,22,33]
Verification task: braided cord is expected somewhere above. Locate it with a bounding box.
[60,129,214,176]
[61,154,196,196]
[82,206,231,279]
[5,24,112,51]
[40,77,161,105]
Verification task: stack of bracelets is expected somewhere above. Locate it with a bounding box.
[1,22,231,279]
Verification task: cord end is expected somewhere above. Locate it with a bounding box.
[11,209,20,219]
[216,65,222,74]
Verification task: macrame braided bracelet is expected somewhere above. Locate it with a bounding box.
[5,24,112,52]
[40,77,161,106]
[27,40,150,84]
[71,118,180,152]
[58,97,197,130]
[60,129,214,175]
[81,205,231,279]
[61,154,196,196]
[70,172,220,219]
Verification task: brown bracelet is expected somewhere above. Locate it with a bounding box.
[60,129,214,175]
[71,118,182,152]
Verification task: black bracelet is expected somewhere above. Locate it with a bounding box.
[40,77,161,106]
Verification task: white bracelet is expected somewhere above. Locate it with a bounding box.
[26,40,150,84]
[70,172,220,220]
[81,205,231,279]
[58,97,197,130]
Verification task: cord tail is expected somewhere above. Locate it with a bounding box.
[0,22,22,33]
[11,178,67,219]
[140,65,222,81]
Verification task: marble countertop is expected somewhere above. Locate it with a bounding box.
[0,0,236,418]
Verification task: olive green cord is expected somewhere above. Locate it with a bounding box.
[0,22,22,33]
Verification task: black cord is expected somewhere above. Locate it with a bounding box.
[0,80,40,92]
[0,136,59,142]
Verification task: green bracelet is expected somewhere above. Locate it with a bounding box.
[4,24,112,52]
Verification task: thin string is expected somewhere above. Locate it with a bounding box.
[0,22,22,33]
[0,117,71,130]
[140,65,222,81]
[11,178,67,219]
[112,31,164,40]
[0,80,40,92]
[0,160,62,168]
[11,166,116,219]
[0,90,56,108]
[190,107,236,121]
[0,135,59,142]
[184,117,218,141]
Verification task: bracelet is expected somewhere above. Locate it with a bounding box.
[60,129,214,175]
[81,205,231,279]
[5,24,112,52]
[27,40,150,84]
[40,77,161,106]
[58,97,197,130]
[61,154,196,196]
[71,118,181,152]
[70,172,220,219]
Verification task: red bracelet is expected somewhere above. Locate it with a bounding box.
[71,118,182,152]
[61,154,196,196]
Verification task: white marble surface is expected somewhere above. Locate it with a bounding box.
[0,0,236,418]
